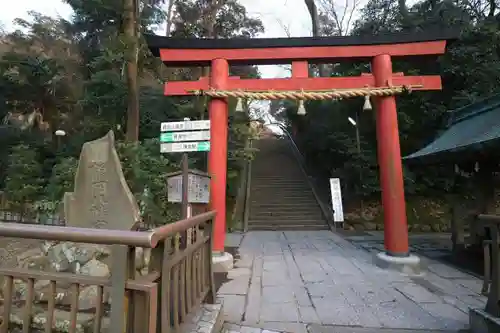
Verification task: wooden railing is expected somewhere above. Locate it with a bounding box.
[476,214,500,318]
[0,210,216,333]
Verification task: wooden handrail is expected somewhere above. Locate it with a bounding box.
[476,214,500,317]
[0,210,217,248]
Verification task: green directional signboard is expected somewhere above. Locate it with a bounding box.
[160,141,210,153]
[160,130,210,143]
[160,119,211,154]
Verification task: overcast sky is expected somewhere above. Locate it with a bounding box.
[0,0,323,78]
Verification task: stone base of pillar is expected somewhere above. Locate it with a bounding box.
[212,251,234,273]
[374,252,422,276]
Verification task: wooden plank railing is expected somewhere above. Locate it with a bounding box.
[0,210,216,333]
[476,214,500,318]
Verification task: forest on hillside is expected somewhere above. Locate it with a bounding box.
[0,0,499,229]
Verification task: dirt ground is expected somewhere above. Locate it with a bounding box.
[0,237,43,268]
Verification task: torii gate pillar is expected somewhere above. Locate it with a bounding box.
[209,58,229,253]
[372,54,410,257]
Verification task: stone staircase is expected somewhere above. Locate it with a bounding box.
[247,137,329,231]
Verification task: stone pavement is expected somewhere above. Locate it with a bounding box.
[218,231,486,333]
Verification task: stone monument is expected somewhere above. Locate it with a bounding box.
[5,131,151,332]
[64,130,141,231]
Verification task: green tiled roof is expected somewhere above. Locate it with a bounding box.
[404,94,500,160]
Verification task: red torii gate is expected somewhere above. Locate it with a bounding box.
[146,32,453,263]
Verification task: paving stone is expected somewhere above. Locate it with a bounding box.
[218,277,250,295]
[262,285,295,303]
[427,263,474,279]
[441,295,473,314]
[298,306,321,323]
[219,294,246,322]
[226,233,244,248]
[259,302,300,322]
[254,322,308,333]
[291,286,312,307]
[240,326,262,333]
[419,302,469,330]
[244,282,261,324]
[455,278,483,293]
[235,254,254,269]
[262,271,293,286]
[220,231,485,332]
[223,323,241,331]
[425,272,478,296]
[228,267,252,279]
[393,282,444,303]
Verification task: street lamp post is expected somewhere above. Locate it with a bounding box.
[54,129,66,152]
[348,108,365,212]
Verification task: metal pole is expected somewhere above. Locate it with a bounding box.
[181,153,189,219]
[355,110,364,212]
[181,117,190,220]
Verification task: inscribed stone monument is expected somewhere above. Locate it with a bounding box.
[63,130,141,230]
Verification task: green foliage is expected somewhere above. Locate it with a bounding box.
[45,157,78,202]
[286,0,500,206]
[0,0,257,227]
[3,145,44,206]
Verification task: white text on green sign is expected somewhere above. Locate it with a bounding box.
[161,120,210,132]
[160,130,210,143]
[160,142,210,153]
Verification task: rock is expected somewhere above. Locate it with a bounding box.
[364,222,377,231]
[412,224,421,232]
[77,285,108,310]
[344,224,355,231]
[47,243,71,272]
[16,247,44,264]
[354,223,365,231]
[431,224,440,232]
[9,305,95,333]
[42,241,58,255]
[18,254,51,271]
[421,225,431,232]
[80,259,110,277]
[35,283,71,304]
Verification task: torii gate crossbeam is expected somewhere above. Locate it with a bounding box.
[146,31,455,267]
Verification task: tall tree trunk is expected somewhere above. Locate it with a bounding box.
[304,0,327,77]
[124,0,140,142]
[198,0,224,119]
[166,0,176,36]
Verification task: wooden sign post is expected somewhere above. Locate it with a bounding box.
[161,118,211,218]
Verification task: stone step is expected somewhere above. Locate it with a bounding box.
[248,217,325,223]
[250,201,319,206]
[250,209,322,215]
[249,214,324,220]
[252,177,307,187]
[250,192,312,196]
[251,183,309,187]
[251,175,304,179]
[247,224,328,231]
[249,196,315,201]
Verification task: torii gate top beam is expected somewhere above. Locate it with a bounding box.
[145,30,456,67]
